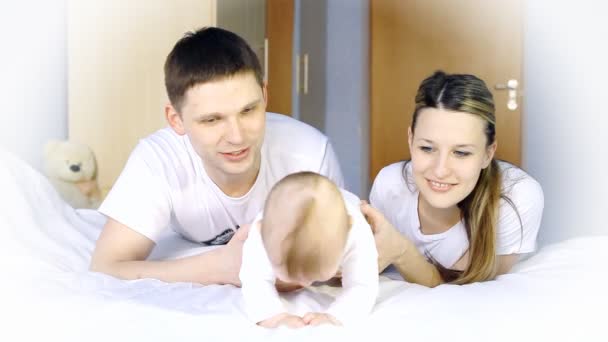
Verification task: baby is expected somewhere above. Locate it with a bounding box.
[240,171,379,328]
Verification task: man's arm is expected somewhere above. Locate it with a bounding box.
[89,218,247,285]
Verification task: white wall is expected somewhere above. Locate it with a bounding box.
[326,0,369,197]
[294,0,369,197]
[0,0,67,172]
[524,0,608,245]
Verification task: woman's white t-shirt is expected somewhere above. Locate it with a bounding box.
[98,113,344,245]
[369,161,544,268]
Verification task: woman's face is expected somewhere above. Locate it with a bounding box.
[408,107,496,209]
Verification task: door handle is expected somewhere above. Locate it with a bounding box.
[302,53,309,95]
[263,38,268,83]
[494,79,518,111]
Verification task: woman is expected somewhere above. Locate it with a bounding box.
[362,71,544,286]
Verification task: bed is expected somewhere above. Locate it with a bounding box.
[1,148,606,342]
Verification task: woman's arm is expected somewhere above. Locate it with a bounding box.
[360,202,444,287]
[452,251,519,278]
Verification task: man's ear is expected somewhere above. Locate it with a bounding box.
[165,103,186,136]
[262,82,268,107]
[483,141,498,168]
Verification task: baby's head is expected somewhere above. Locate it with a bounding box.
[261,172,351,286]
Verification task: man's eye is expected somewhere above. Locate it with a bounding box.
[201,117,217,124]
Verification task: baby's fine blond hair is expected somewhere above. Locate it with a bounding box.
[261,172,350,281]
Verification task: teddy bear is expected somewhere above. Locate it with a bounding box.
[43,140,102,209]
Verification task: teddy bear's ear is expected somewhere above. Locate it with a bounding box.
[44,140,60,157]
[90,148,99,180]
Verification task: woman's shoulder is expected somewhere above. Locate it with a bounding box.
[372,161,409,190]
[498,161,544,201]
[369,161,417,205]
[496,161,545,255]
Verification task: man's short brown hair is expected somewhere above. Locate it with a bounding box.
[164,27,263,112]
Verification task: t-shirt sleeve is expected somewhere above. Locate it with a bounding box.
[369,166,390,214]
[326,209,379,325]
[239,223,285,323]
[98,142,172,243]
[496,175,545,255]
[318,140,345,188]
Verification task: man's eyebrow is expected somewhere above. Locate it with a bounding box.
[241,98,262,110]
[194,112,222,120]
[194,98,262,120]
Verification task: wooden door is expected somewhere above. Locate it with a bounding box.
[297,0,328,131]
[370,0,523,181]
[266,0,294,116]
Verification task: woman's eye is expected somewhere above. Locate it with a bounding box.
[419,146,433,153]
[242,107,254,114]
[454,150,472,157]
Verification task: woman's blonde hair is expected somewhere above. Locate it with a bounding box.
[405,71,520,284]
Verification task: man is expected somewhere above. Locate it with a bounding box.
[89,27,344,287]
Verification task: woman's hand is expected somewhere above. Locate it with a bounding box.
[360,201,408,272]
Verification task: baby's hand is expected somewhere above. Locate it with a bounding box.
[258,313,306,329]
[275,279,303,292]
[302,312,342,326]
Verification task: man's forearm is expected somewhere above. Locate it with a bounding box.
[91,247,236,285]
[392,239,444,288]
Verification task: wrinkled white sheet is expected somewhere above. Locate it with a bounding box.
[1,148,606,342]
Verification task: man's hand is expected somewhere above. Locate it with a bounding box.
[360,201,408,272]
[302,312,341,326]
[258,313,306,329]
[219,224,251,286]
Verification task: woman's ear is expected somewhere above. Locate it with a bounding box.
[165,104,186,136]
[483,141,497,168]
[408,127,414,154]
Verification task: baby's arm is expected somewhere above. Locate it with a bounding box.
[324,219,380,325]
[240,222,304,328]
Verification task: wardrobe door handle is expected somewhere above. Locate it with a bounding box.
[495,79,519,111]
[302,53,309,95]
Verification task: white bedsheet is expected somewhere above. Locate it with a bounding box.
[1,148,606,342]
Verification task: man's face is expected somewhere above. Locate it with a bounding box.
[167,72,267,185]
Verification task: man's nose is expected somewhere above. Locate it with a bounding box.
[225,118,245,144]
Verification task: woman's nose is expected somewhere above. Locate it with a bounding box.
[432,154,451,179]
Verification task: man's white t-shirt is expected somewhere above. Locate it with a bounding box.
[239,189,379,326]
[99,113,344,245]
[369,161,544,268]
